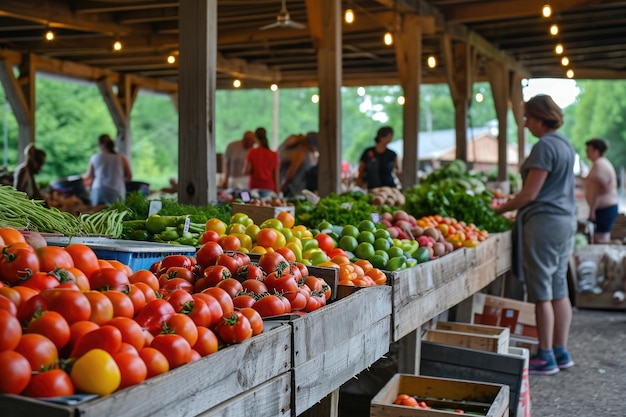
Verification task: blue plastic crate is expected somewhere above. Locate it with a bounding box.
[45,237,196,272]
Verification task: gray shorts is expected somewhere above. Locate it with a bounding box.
[522,213,576,303]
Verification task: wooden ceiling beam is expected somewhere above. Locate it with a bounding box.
[74,1,178,14]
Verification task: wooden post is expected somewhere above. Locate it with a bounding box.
[97,74,138,162]
[442,35,474,164]
[510,73,526,168]
[395,14,422,189]
[486,61,510,182]
[0,53,34,163]
[178,0,217,205]
[307,0,342,197]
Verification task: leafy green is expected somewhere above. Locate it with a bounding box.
[294,192,375,228]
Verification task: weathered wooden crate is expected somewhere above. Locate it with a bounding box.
[424,321,510,354]
[292,285,392,416]
[467,235,498,290]
[495,231,512,276]
[0,324,292,417]
[231,203,295,225]
[419,342,526,417]
[370,373,509,417]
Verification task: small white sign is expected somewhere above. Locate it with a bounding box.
[148,200,162,216]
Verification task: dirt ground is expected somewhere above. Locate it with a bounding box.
[529,307,626,417]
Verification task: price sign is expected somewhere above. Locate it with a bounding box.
[183,216,190,233]
[148,200,162,216]
[240,191,251,202]
[371,212,381,223]
[340,202,353,210]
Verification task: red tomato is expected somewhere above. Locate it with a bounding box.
[258,252,287,274]
[159,266,196,287]
[0,309,22,351]
[252,294,286,317]
[118,342,138,355]
[26,310,70,350]
[167,289,193,313]
[191,294,223,329]
[21,271,60,292]
[125,284,147,313]
[166,313,198,346]
[138,347,169,378]
[314,233,336,253]
[0,350,31,394]
[195,265,231,291]
[201,287,234,315]
[15,333,58,371]
[69,320,100,348]
[106,260,133,277]
[37,288,92,325]
[133,282,157,304]
[134,299,176,336]
[129,269,160,292]
[199,230,221,245]
[182,298,212,327]
[0,246,40,285]
[215,253,242,275]
[241,279,268,295]
[235,264,265,282]
[232,293,256,309]
[239,307,263,336]
[68,267,90,292]
[89,268,130,291]
[23,369,74,398]
[288,288,309,311]
[157,255,193,276]
[35,246,74,272]
[64,244,100,279]
[0,294,17,316]
[0,287,21,309]
[195,242,224,269]
[215,311,252,344]
[304,294,326,312]
[192,327,218,357]
[84,291,114,325]
[161,277,194,294]
[71,325,122,358]
[275,246,296,263]
[108,317,145,351]
[114,351,147,390]
[150,333,191,369]
[264,270,298,296]
[216,278,244,298]
[102,290,135,319]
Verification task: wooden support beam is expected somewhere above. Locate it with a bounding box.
[178,0,218,205]
[486,61,510,182]
[315,0,342,197]
[510,73,526,169]
[395,14,422,189]
[96,75,138,159]
[0,54,33,163]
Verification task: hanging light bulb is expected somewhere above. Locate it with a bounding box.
[166,55,176,64]
[542,3,552,18]
[555,44,564,55]
[357,87,365,96]
[475,93,484,103]
[561,56,569,66]
[383,32,393,46]
[113,40,122,51]
[270,84,278,92]
[550,24,559,36]
[427,56,437,68]
[397,96,405,105]
[566,69,574,78]
[233,79,241,88]
[311,94,319,104]
[344,9,354,24]
[45,29,54,41]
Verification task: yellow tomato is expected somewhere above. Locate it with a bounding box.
[70,349,121,396]
[205,218,227,236]
[286,242,303,261]
[232,233,253,250]
[260,219,283,230]
[245,224,260,241]
[228,223,247,235]
[250,246,267,254]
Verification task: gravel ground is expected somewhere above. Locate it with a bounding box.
[529,307,626,417]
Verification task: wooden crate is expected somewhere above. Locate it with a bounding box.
[576,292,626,311]
[231,203,295,225]
[424,321,510,354]
[292,285,392,415]
[370,374,509,417]
[420,342,527,417]
[496,231,513,276]
[0,325,292,417]
[467,235,498,290]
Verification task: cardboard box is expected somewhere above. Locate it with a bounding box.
[231,203,294,225]
[370,374,509,417]
[424,321,510,354]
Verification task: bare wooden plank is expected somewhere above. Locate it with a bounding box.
[495,231,512,276]
[197,373,291,417]
[0,394,73,417]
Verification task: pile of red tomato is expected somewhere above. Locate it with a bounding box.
[0,227,332,399]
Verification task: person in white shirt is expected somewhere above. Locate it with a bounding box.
[83,134,132,206]
[221,130,256,190]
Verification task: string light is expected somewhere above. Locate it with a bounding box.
[344,9,354,24]
[566,69,574,78]
[113,40,122,51]
[270,84,278,91]
[45,30,54,41]
[475,93,484,103]
[542,3,552,18]
[561,56,569,66]
[549,24,558,36]
[427,56,437,68]
[233,79,241,88]
[397,96,405,105]
[166,55,176,64]
[383,32,393,46]
[311,94,319,104]
[357,87,365,96]
[555,44,564,54]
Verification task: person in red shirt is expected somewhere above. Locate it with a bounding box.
[243,127,279,195]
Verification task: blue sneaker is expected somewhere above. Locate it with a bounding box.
[529,355,560,375]
[555,350,575,370]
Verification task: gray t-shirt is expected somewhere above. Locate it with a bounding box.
[521,131,576,217]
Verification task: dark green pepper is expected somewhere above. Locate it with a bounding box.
[130,229,151,241]
[156,230,179,241]
[145,214,188,234]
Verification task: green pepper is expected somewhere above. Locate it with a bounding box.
[156,230,179,241]
[145,214,188,234]
[176,237,198,246]
[123,219,147,231]
[386,255,407,271]
[130,229,151,241]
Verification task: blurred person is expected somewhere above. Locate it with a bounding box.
[243,127,278,196]
[355,126,400,189]
[14,143,46,200]
[221,130,256,189]
[278,134,301,185]
[584,138,619,243]
[281,132,318,197]
[83,134,132,206]
[494,94,576,375]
